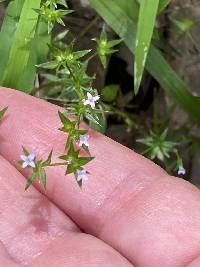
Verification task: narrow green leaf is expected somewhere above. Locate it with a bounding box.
[85,112,102,126]
[43,150,53,166]
[89,111,107,133]
[25,173,36,190]
[134,0,159,94]
[57,0,68,8]
[89,0,200,123]
[171,17,195,35]
[58,110,75,132]
[36,61,58,69]
[38,169,46,190]
[0,0,24,84]
[1,0,42,92]
[66,164,77,175]
[0,1,49,93]
[77,156,94,166]
[73,49,92,60]
[59,154,68,161]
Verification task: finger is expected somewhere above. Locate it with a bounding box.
[187,256,200,267]
[0,88,165,224]
[0,242,20,267]
[0,155,79,266]
[0,155,133,267]
[30,232,133,267]
[0,88,200,267]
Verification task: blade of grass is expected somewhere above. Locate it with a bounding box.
[0,0,24,82]
[89,0,200,123]
[1,0,42,92]
[134,0,159,94]
[19,21,50,91]
[116,0,139,22]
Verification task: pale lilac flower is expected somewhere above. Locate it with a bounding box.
[83,92,100,109]
[20,154,36,169]
[76,169,88,182]
[79,134,89,147]
[178,166,186,175]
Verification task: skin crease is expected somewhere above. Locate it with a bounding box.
[0,88,199,266]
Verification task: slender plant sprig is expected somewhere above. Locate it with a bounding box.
[17,147,54,190]
[16,1,121,190]
[137,128,186,176]
[93,27,122,68]
[17,104,95,191]
[32,32,100,191]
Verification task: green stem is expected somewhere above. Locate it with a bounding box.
[40,96,79,103]
[49,162,67,167]
[187,32,200,53]
[153,93,158,131]
[74,16,99,44]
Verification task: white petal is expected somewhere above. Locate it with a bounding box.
[93,95,100,101]
[22,162,28,169]
[83,99,89,106]
[87,92,92,98]
[85,135,89,141]
[90,102,95,109]
[178,166,186,175]
[85,141,89,147]
[29,161,36,168]
[80,135,85,142]
[81,170,87,175]
[77,176,82,182]
[28,154,35,161]
[20,155,28,161]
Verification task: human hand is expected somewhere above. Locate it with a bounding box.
[0,88,200,267]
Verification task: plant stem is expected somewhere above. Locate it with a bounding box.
[49,162,67,167]
[187,32,200,53]
[74,16,99,44]
[41,96,79,103]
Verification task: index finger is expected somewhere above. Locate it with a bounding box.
[0,88,200,267]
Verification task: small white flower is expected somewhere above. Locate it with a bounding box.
[178,166,186,176]
[83,92,100,109]
[76,169,88,182]
[79,134,89,147]
[20,154,36,169]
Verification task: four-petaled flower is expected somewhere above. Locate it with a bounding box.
[76,169,88,182]
[79,134,89,147]
[178,166,186,176]
[83,92,100,109]
[20,154,36,169]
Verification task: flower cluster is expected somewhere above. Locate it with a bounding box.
[34,0,72,33]
[137,128,186,176]
[93,27,121,68]
[18,110,94,190]
[18,147,53,190]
